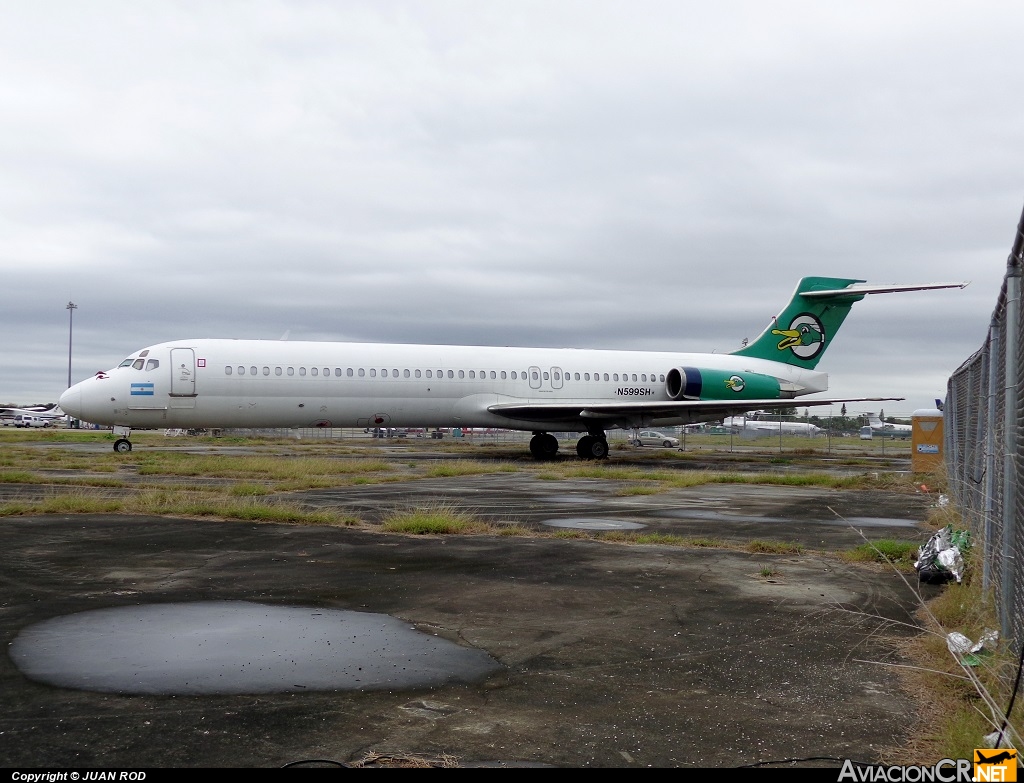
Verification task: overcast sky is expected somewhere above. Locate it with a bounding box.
[2,1,1021,416]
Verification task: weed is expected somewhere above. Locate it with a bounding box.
[381,506,487,534]
[841,539,919,567]
[748,539,803,555]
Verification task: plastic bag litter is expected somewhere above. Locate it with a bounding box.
[946,629,999,666]
[915,525,969,583]
[946,632,973,655]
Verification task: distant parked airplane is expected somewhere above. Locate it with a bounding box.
[0,404,66,424]
[723,414,822,436]
[59,276,966,458]
[866,412,912,438]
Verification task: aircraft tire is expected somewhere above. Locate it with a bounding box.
[530,433,559,460]
[588,438,609,460]
[113,439,132,453]
[576,436,595,459]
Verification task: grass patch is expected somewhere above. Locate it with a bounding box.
[615,485,662,496]
[748,539,804,555]
[422,460,505,478]
[841,539,919,566]
[381,507,488,535]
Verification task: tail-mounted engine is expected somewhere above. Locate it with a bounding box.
[665,367,782,401]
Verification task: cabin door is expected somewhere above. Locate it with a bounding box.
[170,348,197,397]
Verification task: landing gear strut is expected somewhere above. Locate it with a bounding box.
[576,432,609,460]
[529,432,559,460]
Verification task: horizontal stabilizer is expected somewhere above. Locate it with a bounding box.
[801,282,969,299]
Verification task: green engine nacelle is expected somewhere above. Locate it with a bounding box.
[665,367,782,401]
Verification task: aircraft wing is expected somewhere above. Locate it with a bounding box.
[487,396,902,427]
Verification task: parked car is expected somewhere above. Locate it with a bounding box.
[632,430,680,448]
[14,414,49,428]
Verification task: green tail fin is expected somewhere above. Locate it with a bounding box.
[731,277,867,369]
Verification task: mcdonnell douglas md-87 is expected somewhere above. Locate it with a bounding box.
[59,276,965,459]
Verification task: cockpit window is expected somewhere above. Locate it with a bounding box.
[119,358,134,368]
[146,359,159,371]
[132,359,145,370]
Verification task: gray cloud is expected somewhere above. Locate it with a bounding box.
[1,1,1020,413]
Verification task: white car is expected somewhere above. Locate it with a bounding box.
[632,430,680,448]
[13,414,49,428]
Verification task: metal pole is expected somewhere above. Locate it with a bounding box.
[1001,261,1020,643]
[66,301,77,389]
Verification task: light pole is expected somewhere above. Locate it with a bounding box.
[66,301,77,389]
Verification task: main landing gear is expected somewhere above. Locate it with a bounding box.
[529,432,559,460]
[576,433,609,460]
[528,431,609,460]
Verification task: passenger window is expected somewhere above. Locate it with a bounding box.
[393,369,399,377]
[500,371,506,379]
[358,368,365,377]
[426,370,432,378]
[299,367,306,376]
[263,367,270,376]
[146,359,159,371]
[287,367,295,376]
[574,373,580,381]
[275,367,282,376]
[584,373,590,381]
[238,366,245,375]
[347,368,353,377]
[225,366,232,375]
[641,374,647,382]
[311,368,319,376]
[382,369,388,378]
[458,370,465,379]
[132,359,145,370]
[469,371,475,379]
[250,366,257,375]
[447,370,454,379]
[370,369,376,377]
[324,368,330,376]
[511,371,517,380]
[632,374,637,382]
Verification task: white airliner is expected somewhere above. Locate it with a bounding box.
[865,411,913,438]
[722,415,822,437]
[58,276,965,458]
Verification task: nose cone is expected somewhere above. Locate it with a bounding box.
[59,384,83,419]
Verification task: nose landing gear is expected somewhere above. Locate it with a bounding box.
[112,426,133,453]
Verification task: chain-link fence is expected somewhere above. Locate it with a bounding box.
[945,206,1024,646]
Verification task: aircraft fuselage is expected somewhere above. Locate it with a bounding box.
[61,338,829,433]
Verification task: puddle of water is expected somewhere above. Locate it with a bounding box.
[831,516,919,528]
[9,601,502,695]
[542,518,645,530]
[654,510,919,528]
[654,509,769,523]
